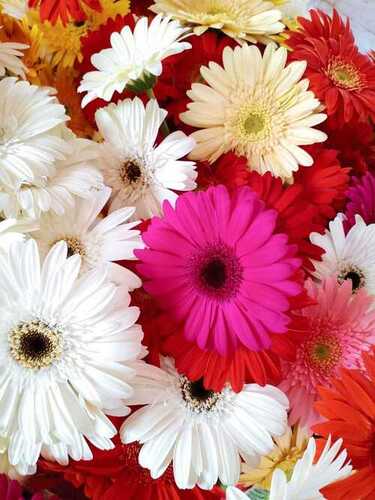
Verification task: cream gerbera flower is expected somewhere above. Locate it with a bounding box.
[240,426,310,490]
[0,39,28,78]
[78,14,191,107]
[150,0,284,42]
[181,43,327,181]
[0,238,145,475]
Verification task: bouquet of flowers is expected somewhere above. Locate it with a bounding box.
[0,0,374,498]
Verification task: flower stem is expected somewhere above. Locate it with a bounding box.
[145,87,170,137]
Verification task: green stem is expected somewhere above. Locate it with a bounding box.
[145,87,170,137]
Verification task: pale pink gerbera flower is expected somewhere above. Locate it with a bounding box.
[344,172,375,231]
[280,276,375,428]
[136,185,301,356]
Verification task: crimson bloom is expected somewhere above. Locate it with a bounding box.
[287,9,375,124]
[29,0,101,25]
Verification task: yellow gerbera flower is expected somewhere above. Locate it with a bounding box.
[150,0,284,43]
[26,0,130,68]
[239,426,310,490]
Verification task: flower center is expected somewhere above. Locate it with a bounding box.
[305,334,342,376]
[192,243,243,300]
[179,376,221,413]
[54,236,85,258]
[244,113,267,135]
[9,320,62,370]
[338,264,365,292]
[120,160,143,185]
[328,59,363,91]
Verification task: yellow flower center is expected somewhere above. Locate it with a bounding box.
[306,334,342,375]
[244,113,267,135]
[328,59,363,91]
[9,320,62,370]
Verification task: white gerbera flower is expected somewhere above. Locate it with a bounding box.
[0,39,28,78]
[32,186,143,291]
[181,43,327,181]
[0,138,104,219]
[0,217,34,250]
[150,0,284,42]
[0,238,145,475]
[78,15,191,108]
[0,78,68,190]
[227,437,351,500]
[310,214,375,295]
[121,357,289,490]
[96,97,197,219]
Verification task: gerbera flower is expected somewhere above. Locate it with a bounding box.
[0,77,68,190]
[314,350,375,499]
[0,38,28,77]
[229,436,351,499]
[239,426,310,489]
[95,98,197,219]
[345,172,375,231]
[287,9,375,124]
[29,0,101,25]
[0,238,145,475]
[280,277,375,427]
[28,0,130,68]
[121,357,289,489]
[196,152,250,191]
[32,186,143,291]
[0,138,104,219]
[181,43,327,181]
[136,185,302,356]
[310,214,375,295]
[150,0,284,43]
[78,15,191,107]
[0,474,46,500]
[41,439,223,500]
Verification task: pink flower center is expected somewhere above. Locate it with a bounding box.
[191,243,243,300]
[305,334,343,377]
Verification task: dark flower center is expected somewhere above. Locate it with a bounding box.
[189,378,215,401]
[343,271,362,291]
[9,320,62,370]
[200,258,227,289]
[179,375,221,412]
[120,160,142,185]
[338,264,365,292]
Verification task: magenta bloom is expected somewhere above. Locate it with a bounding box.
[136,185,301,355]
[0,474,43,500]
[345,172,375,231]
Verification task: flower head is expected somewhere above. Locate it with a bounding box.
[136,185,302,356]
[287,9,375,124]
[181,43,327,180]
[96,97,197,219]
[150,0,284,43]
[314,349,375,499]
[345,172,375,231]
[121,357,289,489]
[280,277,375,427]
[310,214,375,296]
[29,0,102,25]
[78,14,191,107]
[0,238,145,474]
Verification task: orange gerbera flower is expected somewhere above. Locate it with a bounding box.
[313,349,375,499]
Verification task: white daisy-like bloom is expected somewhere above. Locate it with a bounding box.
[0,138,104,219]
[0,238,145,475]
[78,15,191,108]
[227,437,351,500]
[0,0,27,19]
[150,0,284,43]
[0,39,28,78]
[310,214,375,295]
[0,78,68,190]
[96,97,197,219]
[121,357,289,490]
[180,43,327,181]
[0,217,34,251]
[32,186,143,291]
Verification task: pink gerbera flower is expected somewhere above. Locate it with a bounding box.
[0,474,44,500]
[136,185,301,356]
[280,277,375,428]
[345,172,375,231]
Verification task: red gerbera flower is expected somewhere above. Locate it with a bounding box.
[196,153,250,191]
[29,0,101,25]
[287,9,375,124]
[41,440,223,500]
[313,350,375,499]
